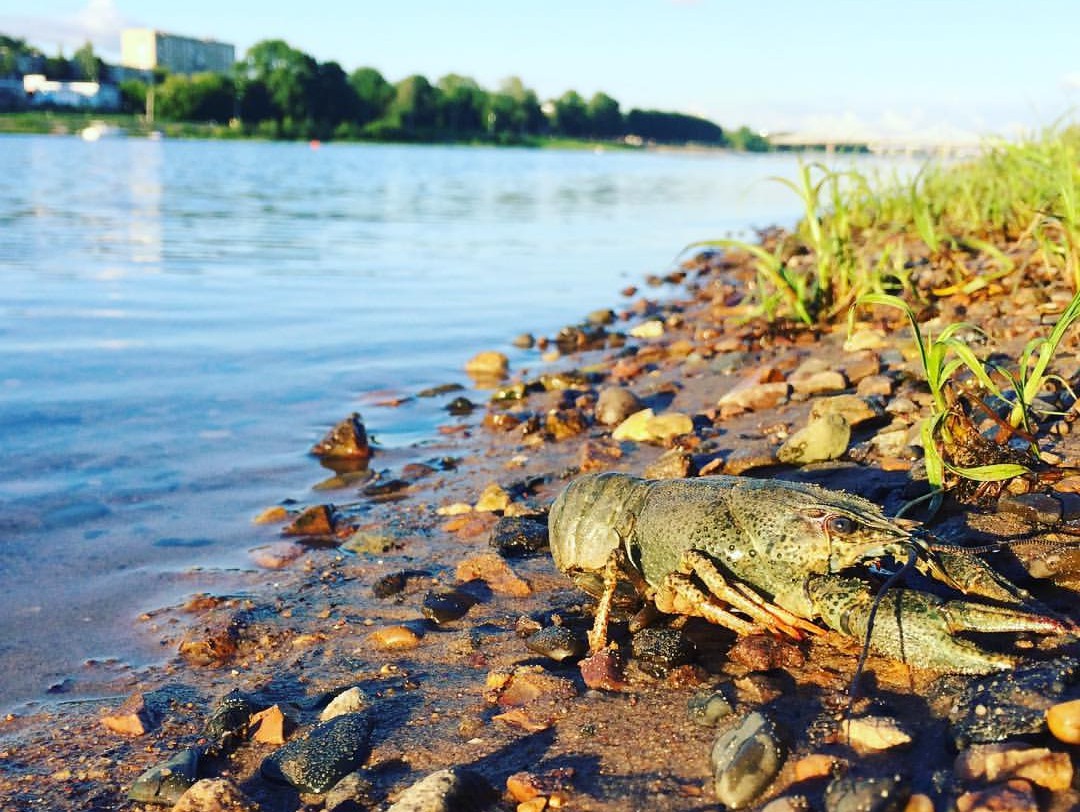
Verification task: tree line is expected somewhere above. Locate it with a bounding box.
[1,33,772,149]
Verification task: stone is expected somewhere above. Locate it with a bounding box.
[310,413,371,460]
[955,779,1037,812]
[525,626,585,662]
[252,505,289,524]
[711,711,787,810]
[997,492,1063,525]
[611,408,694,443]
[687,690,735,727]
[250,541,305,569]
[595,386,644,426]
[809,394,883,428]
[856,374,893,397]
[1047,697,1080,744]
[282,504,336,537]
[320,687,367,722]
[101,693,156,737]
[465,350,509,381]
[204,692,264,757]
[631,627,695,675]
[792,754,838,782]
[579,436,624,471]
[842,715,912,751]
[842,351,880,384]
[824,773,909,812]
[843,327,888,351]
[544,407,588,440]
[485,665,579,706]
[727,635,805,671]
[456,553,531,597]
[511,333,535,349]
[422,589,478,624]
[644,448,692,479]
[955,743,1072,791]
[474,483,511,513]
[324,771,376,811]
[386,767,497,812]
[128,747,200,805]
[489,516,549,557]
[716,381,791,414]
[249,705,291,745]
[790,370,847,396]
[172,778,258,812]
[777,413,850,464]
[261,712,372,794]
[368,625,422,651]
[578,648,628,691]
[629,319,664,338]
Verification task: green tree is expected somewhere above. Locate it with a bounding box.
[349,67,394,126]
[727,125,772,152]
[436,73,486,135]
[491,76,544,135]
[314,60,358,127]
[73,41,101,82]
[118,79,148,114]
[388,74,440,134]
[625,109,724,144]
[44,51,74,81]
[587,92,622,138]
[156,72,235,122]
[240,39,318,123]
[551,90,588,137]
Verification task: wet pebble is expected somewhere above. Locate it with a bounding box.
[595,386,644,426]
[445,396,476,416]
[823,773,909,812]
[310,412,371,460]
[525,625,585,662]
[489,515,549,557]
[172,778,258,812]
[261,712,372,794]
[283,504,337,536]
[777,413,850,464]
[324,771,376,811]
[422,589,478,624]
[809,394,884,428]
[643,448,692,479]
[711,710,787,810]
[128,747,201,805]
[842,715,912,752]
[942,656,1080,747]
[386,767,497,812]
[372,570,409,598]
[369,625,422,651]
[997,492,1063,524]
[631,627,695,675]
[955,742,1073,791]
[687,689,734,727]
[955,779,1038,812]
[1047,696,1080,743]
[465,350,509,380]
[320,687,367,722]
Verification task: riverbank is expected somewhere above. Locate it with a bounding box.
[2,136,1080,811]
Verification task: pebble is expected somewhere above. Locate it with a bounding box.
[261,712,372,794]
[578,648,628,691]
[324,771,376,811]
[525,626,585,662]
[997,492,1063,524]
[792,753,839,782]
[809,394,883,427]
[511,333,535,349]
[386,767,497,812]
[595,386,644,426]
[611,408,694,443]
[716,381,791,414]
[250,540,305,569]
[465,350,509,380]
[955,779,1037,812]
[310,412,371,460]
[485,665,579,706]
[856,374,893,397]
[372,570,409,598]
[101,692,156,737]
[761,798,811,812]
[422,589,478,624]
[172,778,258,812]
[842,715,912,751]
[1047,696,1080,743]
[841,351,880,383]
[631,627,696,675]
[629,319,664,338]
[955,742,1072,791]
[474,483,511,512]
[282,504,336,537]
[445,396,476,415]
[823,773,909,812]
[727,635,805,671]
[456,552,531,597]
[790,369,847,396]
[128,747,201,805]
[249,705,291,745]
[711,711,787,810]
[643,448,692,479]
[369,625,422,651]
[687,689,734,727]
[777,413,850,464]
[943,656,1080,747]
[320,687,367,722]
[252,505,289,524]
[843,327,888,351]
[489,515,549,557]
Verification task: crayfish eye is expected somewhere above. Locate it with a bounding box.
[825,515,856,535]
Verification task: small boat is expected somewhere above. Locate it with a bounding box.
[80,122,127,141]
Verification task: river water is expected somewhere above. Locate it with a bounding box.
[0,136,908,708]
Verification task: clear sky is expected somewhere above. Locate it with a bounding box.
[3,0,1078,141]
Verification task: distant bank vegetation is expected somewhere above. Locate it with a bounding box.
[1,33,769,149]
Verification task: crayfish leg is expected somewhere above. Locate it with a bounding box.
[586,549,621,653]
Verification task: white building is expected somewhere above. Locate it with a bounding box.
[121,29,235,75]
[23,74,120,110]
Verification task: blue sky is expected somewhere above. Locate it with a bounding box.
[3,0,1078,140]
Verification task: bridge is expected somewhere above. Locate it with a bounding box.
[767,130,985,157]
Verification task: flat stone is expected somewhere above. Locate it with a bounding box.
[997,492,1063,525]
[386,767,497,812]
[320,687,367,722]
[809,394,883,428]
[842,715,912,751]
[717,381,791,415]
[842,350,880,383]
[956,779,1038,812]
[777,414,850,465]
[711,711,787,810]
[465,350,509,380]
[644,448,692,479]
[790,370,847,396]
[250,705,292,745]
[456,553,531,597]
[101,693,156,737]
[128,747,201,805]
[488,516,549,557]
[172,778,258,812]
[261,712,372,794]
[368,625,422,651]
[955,743,1072,791]
[856,374,893,397]
[474,483,511,513]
